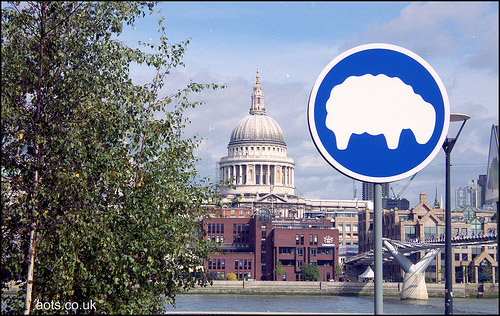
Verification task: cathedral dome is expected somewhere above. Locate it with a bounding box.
[229,114,285,146]
[219,70,295,197]
[228,70,286,146]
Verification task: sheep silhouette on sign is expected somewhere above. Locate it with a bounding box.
[325,74,436,150]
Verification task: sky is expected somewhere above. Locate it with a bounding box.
[121,1,498,208]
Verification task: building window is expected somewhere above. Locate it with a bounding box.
[296,234,299,245]
[222,259,225,270]
[221,224,224,234]
[279,247,296,254]
[424,226,436,240]
[296,260,304,269]
[314,234,318,245]
[455,253,460,261]
[405,227,416,240]
[296,247,303,256]
[248,259,252,269]
[235,260,238,270]
[471,218,482,235]
[309,234,313,245]
[462,253,468,261]
[207,223,211,234]
[300,234,304,245]
[216,223,220,234]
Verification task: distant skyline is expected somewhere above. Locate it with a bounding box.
[123,1,498,208]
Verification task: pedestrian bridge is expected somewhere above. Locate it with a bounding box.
[345,233,498,300]
[345,232,498,266]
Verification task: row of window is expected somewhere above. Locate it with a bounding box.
[208,235,224,243]
[207,223,251,235]
[208,258,254,271]
[337,222,358,232]
[405,225,488,240]
[235,259,252,270]
[208,259,225,270]
[207,223,224,234]
[230,146,285,155]
[234,223,250,234]
[207,235,252,245]
[278,247,334,256]
[295,234,319,245]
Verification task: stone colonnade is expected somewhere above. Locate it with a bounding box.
[221,164,294,187]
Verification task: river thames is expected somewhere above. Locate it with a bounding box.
[163,294,499,314]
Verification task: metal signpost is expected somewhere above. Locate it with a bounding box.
[308,43,450,314]
[443,113,470,315]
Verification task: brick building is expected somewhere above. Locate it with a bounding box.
[202,209,339,281]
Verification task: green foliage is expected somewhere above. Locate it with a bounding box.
[273,261,285,281]
[1,1,224,314]
[300,264,320,281]
[226,273,237,281]
[335,264,343,278]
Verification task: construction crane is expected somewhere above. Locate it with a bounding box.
[391,173,417,199]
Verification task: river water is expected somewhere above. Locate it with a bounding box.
[163,294,499,314]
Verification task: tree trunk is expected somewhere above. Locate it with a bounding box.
[24,3,46,313]
[23,222,37,314]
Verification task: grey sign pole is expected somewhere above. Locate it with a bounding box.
[374,183,383,314]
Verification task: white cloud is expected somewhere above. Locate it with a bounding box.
[128,2,498,208]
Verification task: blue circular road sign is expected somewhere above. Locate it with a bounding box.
[308,43,450,183]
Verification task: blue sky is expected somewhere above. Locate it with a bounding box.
[122,1,498,208]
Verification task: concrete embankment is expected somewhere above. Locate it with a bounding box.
[186,281,499,298]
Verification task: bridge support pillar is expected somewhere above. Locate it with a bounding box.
[401,272,428,300]
[383,239,442,300]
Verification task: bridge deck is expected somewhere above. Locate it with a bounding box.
[346,233,497,266]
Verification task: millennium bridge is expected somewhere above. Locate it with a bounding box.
[345,232,498,300]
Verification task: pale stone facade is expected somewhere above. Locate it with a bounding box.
[219,70,295,197]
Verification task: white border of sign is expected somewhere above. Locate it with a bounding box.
[308,43,450,183]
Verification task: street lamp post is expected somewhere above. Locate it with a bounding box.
[443,113,470,315]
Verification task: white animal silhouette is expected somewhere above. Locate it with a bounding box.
[325,74,436,150]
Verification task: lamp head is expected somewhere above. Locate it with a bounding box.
[450,113,470,123]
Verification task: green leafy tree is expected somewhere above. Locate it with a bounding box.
[273,261,285,281]
[300,264,320,281]
[335,264,343,280]
[1,1,223,314]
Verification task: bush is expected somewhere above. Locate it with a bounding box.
[226,273,237,281]
[301,264,320,281]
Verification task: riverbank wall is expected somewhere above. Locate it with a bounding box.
[186,281,499,298]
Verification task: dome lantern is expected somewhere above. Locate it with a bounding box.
[250,69,265,115]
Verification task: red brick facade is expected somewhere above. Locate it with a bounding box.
[202,209,339,281]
